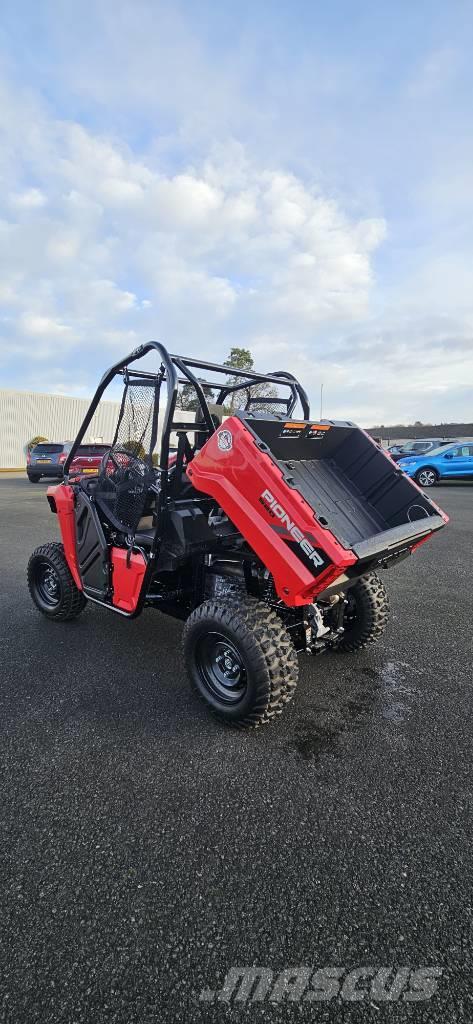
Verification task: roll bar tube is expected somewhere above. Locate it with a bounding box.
[171,356,216,435]
[216,370,310,419]
[269,371,310,420]
[63,342,311,479]
[63,341,178,476]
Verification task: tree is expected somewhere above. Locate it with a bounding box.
[222,348,253,413]
[177,382,197,412]
[27,435,48,451]
[223,347,277,413]
[177,379,215,412]
[122,440,146,460]
[224,347,254,373]
[176,347,278,416]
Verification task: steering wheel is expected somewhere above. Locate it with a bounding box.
[101,446,148,497]
[100,447,126,476]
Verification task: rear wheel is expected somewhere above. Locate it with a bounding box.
[415,467,438,487]
[27,542,86,620]
[184,597,298,728]
[27,473,41,483]
[336,572,389,653]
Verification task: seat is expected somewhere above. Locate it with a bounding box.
[193,404,224,450]
[134,515,155,548]
[174,470,202,500]
[134,529,155,548]
[137,516,154,530]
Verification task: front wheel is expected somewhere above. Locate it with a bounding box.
[415,467,438,487]
[27,542,87,620]
[183,597,298,728]
[336,572,389,653]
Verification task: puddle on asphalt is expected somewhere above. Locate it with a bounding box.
[379,660,421,723]
[292,723,342,762]
[292,659,421,763]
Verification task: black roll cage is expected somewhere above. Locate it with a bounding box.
[63,341,310,483]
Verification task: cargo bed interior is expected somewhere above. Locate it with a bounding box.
[241,415,445,554]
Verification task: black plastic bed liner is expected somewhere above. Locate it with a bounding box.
[240,413,445,555]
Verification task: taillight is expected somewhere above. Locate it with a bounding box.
[59,453,68,464]
[27,451,31,464]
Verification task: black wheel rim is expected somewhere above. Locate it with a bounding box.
[33,560,61,607]
[195,632,247,704]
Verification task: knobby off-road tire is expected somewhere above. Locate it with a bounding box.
[27,542,87,621]
[183,596,299,728]
[337,572,389,653]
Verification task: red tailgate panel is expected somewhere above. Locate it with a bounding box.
[187,417,356,606]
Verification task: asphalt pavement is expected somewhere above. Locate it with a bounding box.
[0,477,472,1022]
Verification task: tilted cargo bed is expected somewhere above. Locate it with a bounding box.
[242,415,446,548]
[188,413,448,605]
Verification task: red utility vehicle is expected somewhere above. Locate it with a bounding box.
[27,343,448,728]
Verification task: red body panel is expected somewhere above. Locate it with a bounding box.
[47,484,83,590]
[49,485,146,612]
[187,417,357,606]
[110,548,147,613]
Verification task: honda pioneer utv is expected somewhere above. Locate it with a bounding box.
[27,342,448,728]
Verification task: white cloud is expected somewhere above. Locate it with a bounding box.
[9,187,47,209]
[1,25,472,425]
[81,279,138,314]
[46,230,82,264]
[101,178,145,205]
[0,76,386,382]
[151,175,223,227]
[20,313,73,337]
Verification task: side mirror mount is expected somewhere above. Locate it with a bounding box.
[444,453,453,460]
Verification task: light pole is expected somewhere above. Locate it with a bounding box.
[319,382,324,420]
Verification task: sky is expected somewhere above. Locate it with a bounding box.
[0,0,472,426]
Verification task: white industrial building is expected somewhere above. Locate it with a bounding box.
[0,388,197,469]
[0,389,121,469]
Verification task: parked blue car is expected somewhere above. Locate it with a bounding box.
[398,442,473,487]
[388,438,456,463]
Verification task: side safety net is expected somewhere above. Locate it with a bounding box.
[96,379,159,535]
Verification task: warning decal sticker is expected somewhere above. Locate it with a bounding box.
[278,422,332,439]
[279,422,306,438]
[307,423,332,441]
